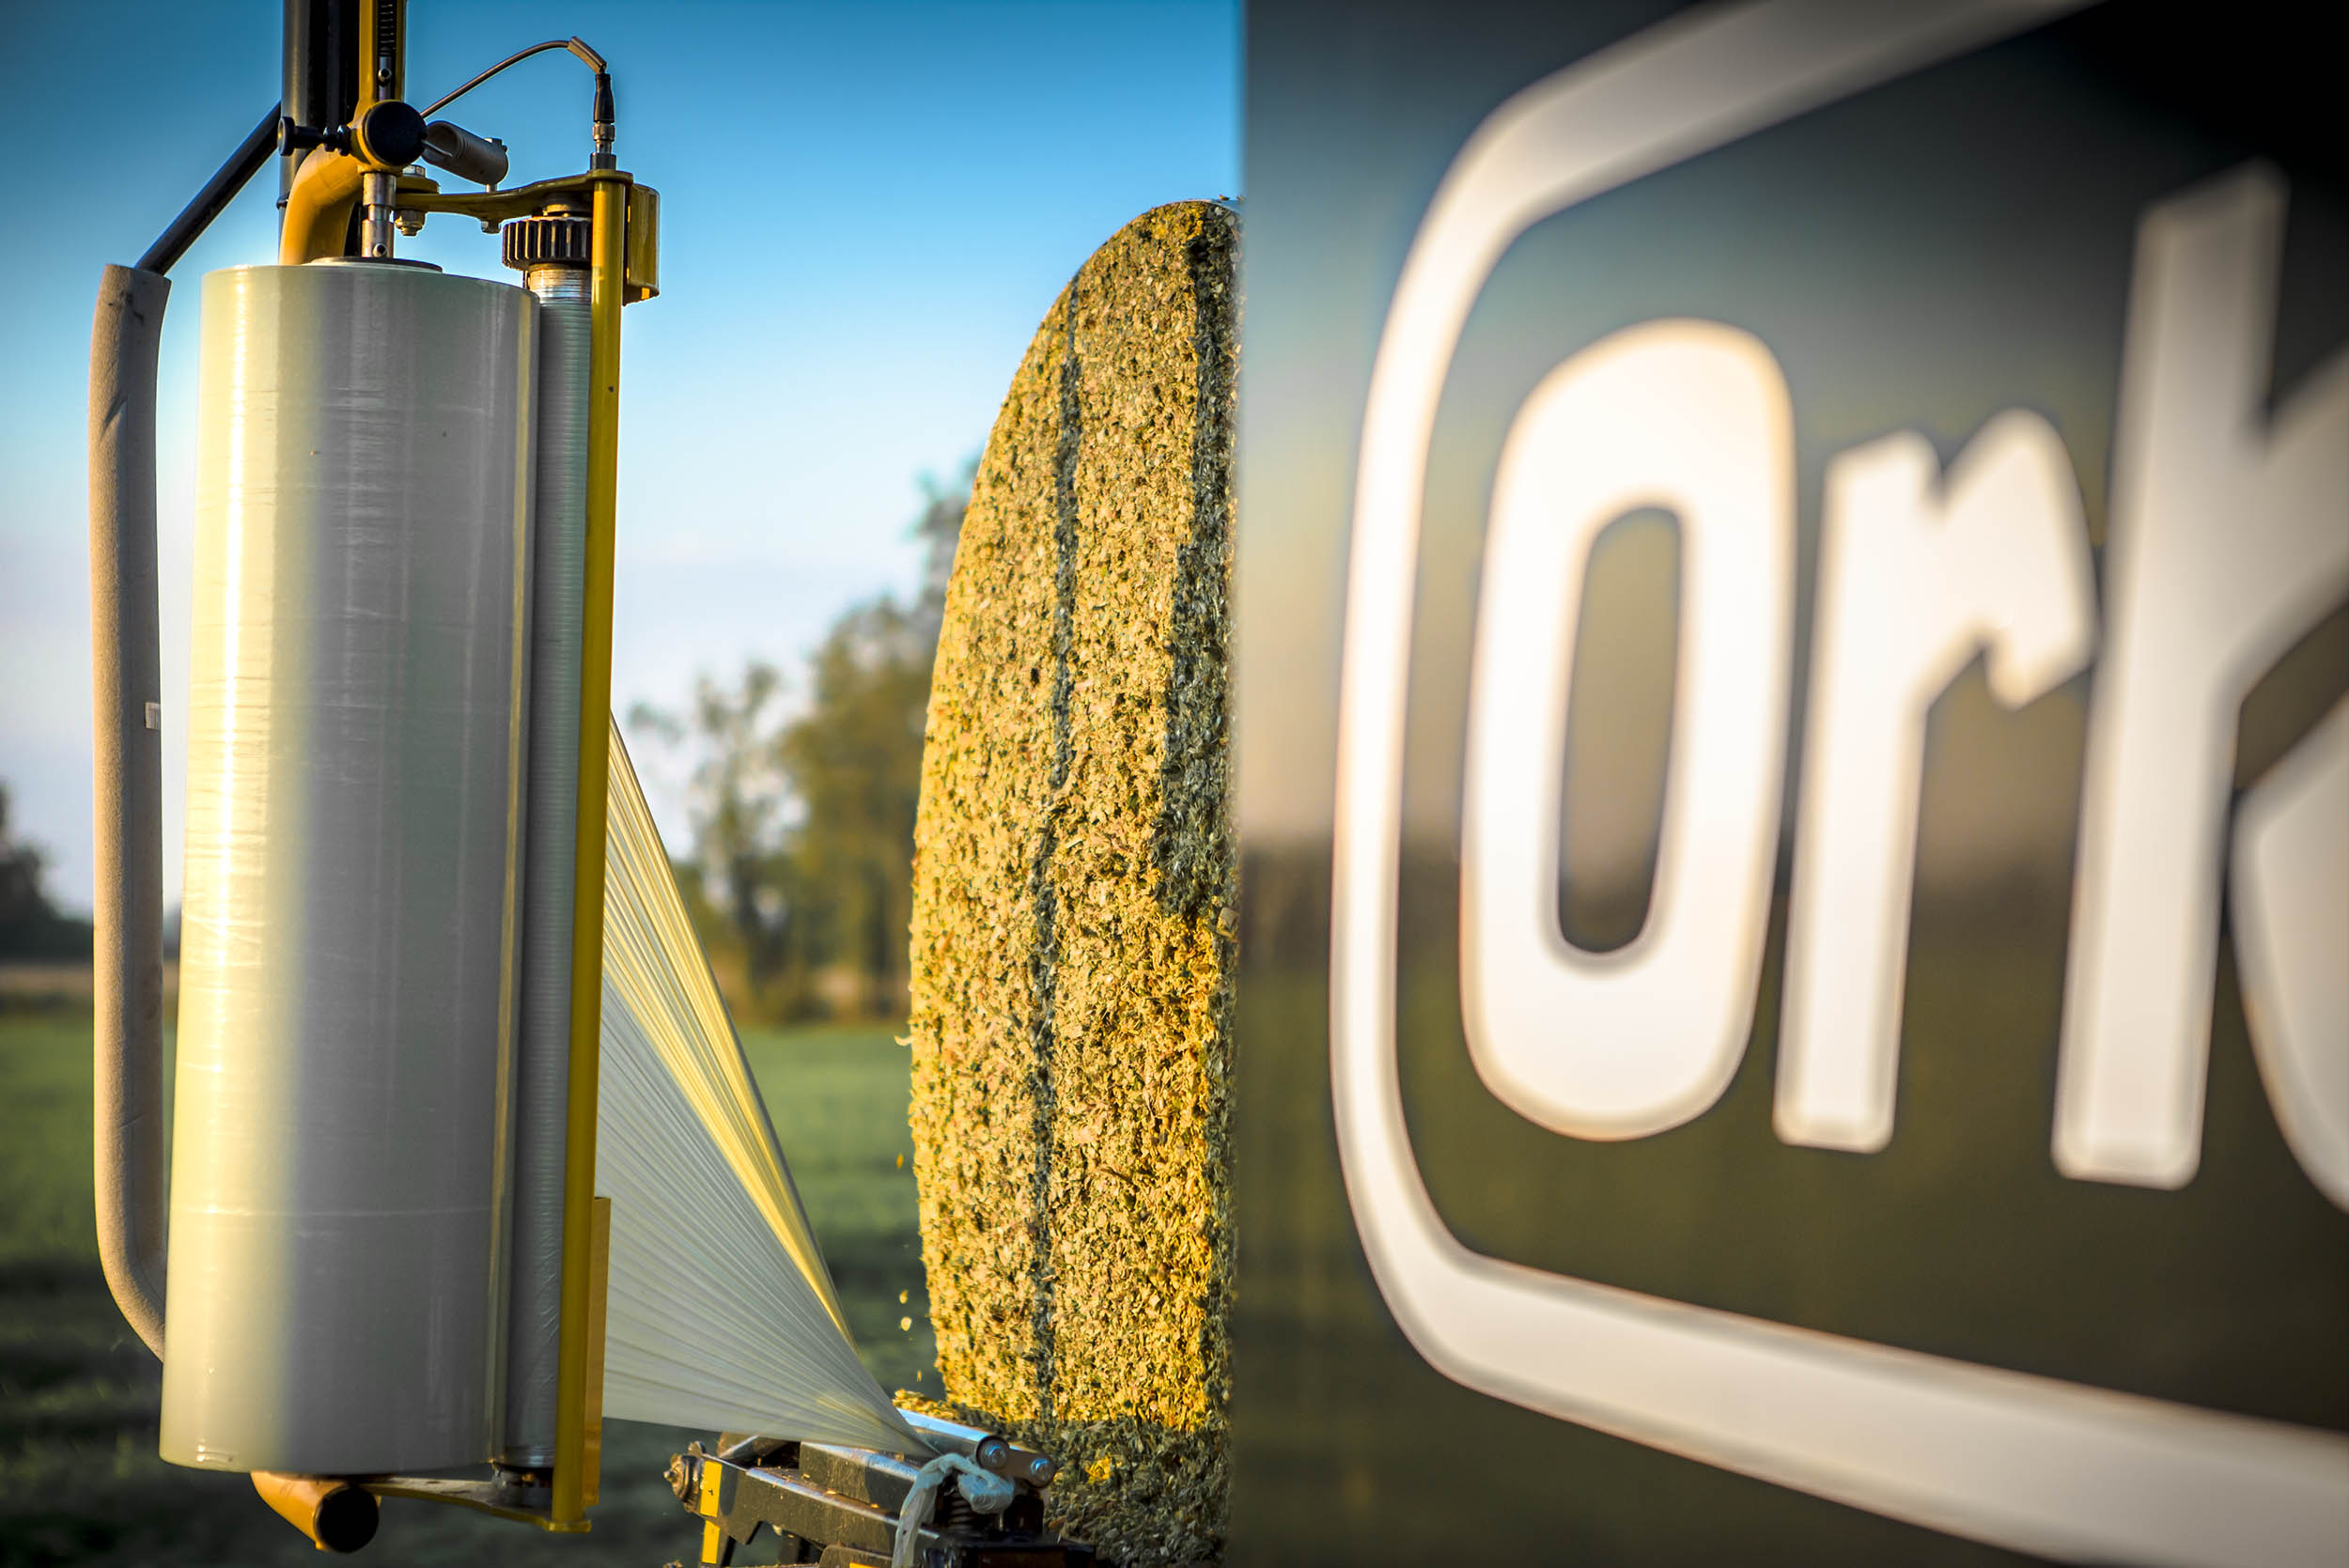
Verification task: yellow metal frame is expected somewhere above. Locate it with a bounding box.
[259,2,651,1540]
[313,166,653,1535]
[252,1471,369,1549]
[582,1195,612,1508]
[698,1455,731,1564]
[279,152,366,265]
[356,0,404,112]
[400,174,661,301]
[379,168,651,1530]
[549,168,631,1529]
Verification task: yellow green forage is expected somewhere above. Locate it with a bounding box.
[904,200,1237,1567]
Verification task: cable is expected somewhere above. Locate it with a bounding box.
[418,36,603,117]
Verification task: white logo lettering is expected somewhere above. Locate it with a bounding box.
[1777,411,2095,1153]
[2055,166,2349,1190]
[1463,320,1793,1140]
[2232,699,2349,1206]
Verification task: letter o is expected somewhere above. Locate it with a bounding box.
[1461,319,1794,1140]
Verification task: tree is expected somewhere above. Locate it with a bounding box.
[1,782,92,961]
[778,596,937,1016]
[627,663,815,1017]
[630,462,971,1021]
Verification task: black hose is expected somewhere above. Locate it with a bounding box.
[89,263,171,1359]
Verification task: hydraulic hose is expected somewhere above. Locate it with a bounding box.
[89,263,171,1359]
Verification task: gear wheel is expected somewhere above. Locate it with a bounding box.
[501,212,592,272]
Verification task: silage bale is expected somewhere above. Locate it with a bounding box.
[903,198,1237,1567]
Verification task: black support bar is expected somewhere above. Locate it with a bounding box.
[136,103,284,276]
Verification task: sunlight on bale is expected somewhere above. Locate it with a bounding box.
[903,199,1237,1567]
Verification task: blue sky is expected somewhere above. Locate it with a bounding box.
[0,0,1239,911]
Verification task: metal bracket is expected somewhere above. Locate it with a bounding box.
[353,1470,590,1534]
[672,1440,1093,1567]
[402,170,660,301]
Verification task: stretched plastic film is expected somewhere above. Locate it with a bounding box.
[162,260,537,1475]
[599,722,926,1456]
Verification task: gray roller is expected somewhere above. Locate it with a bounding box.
[502,264,590,1467]
[161,258,538,1476]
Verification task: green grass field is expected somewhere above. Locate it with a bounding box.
[0,1002,933,1567]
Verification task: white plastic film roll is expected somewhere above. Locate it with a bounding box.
[161,260,537,1475]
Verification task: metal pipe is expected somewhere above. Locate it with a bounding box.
[504,263,590,1469]
[279,148,366,265]
[88,263,170,1359]
[893,1410,1011,1472]
[138,104,282,276]
[282,0,360,208]
[422,120,509,188]
[552,173,628,1526]
[252,1472,379,1554]
[359,169,397,259]
[893,1409,1058,1487]
[281,0,313,205]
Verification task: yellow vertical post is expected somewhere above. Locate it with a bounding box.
[583,1195,612,1507]
[552,172,628,1527]
[355,0,405,111]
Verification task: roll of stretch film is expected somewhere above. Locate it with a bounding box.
[162,259,538,1475]
[504,267,591,1468]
